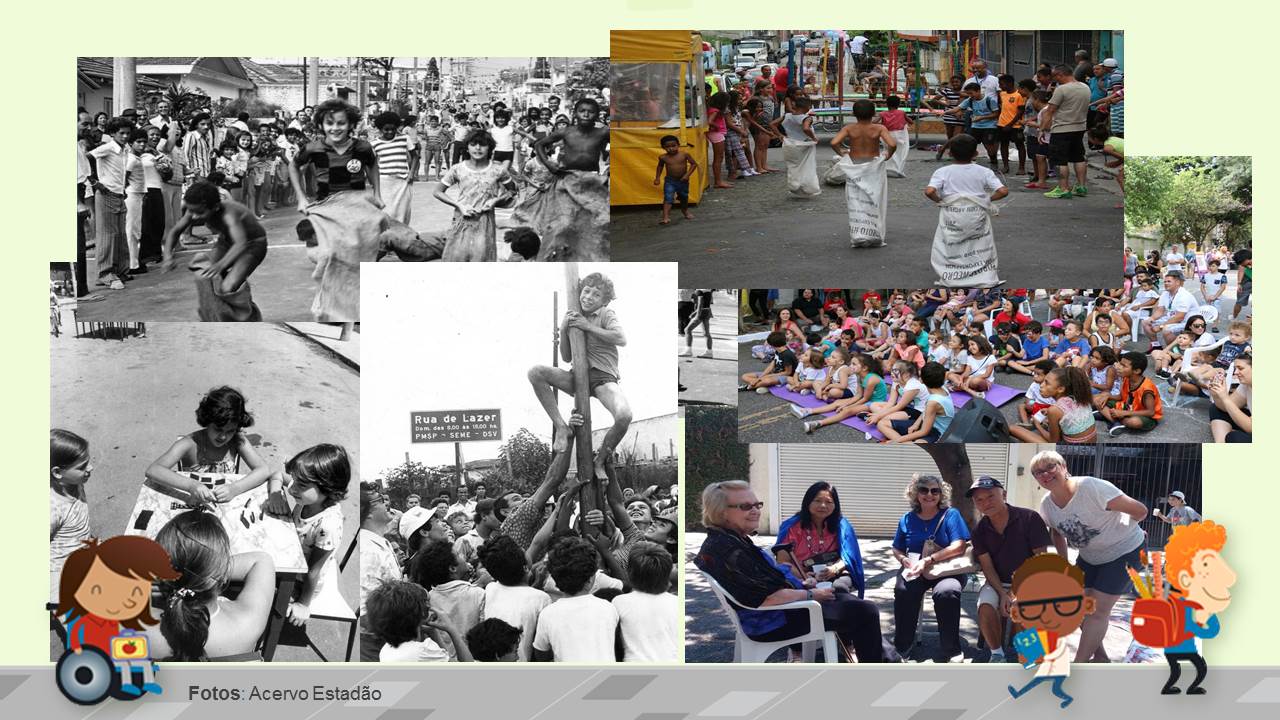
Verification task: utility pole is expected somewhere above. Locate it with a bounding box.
[563,264,602,528]
[307,57,320,106]
[113,58,136,116]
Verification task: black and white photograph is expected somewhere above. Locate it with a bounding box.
[73,56,610,323]
[49,320,361,662]
[358,262,679,662]
[609,30,1124,288]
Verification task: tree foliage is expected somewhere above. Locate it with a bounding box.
[685,407,750,530]
[1124,156,1251,250]
[495,428,553,496]
[380,459,461,509]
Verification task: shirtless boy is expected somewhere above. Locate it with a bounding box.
[830,99,898,162]
[533,97,609,174]
[654,135,697,225]
[162,180,268,294]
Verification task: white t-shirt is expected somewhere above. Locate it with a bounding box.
[1201,272,1229,300]
[798,365,828,383]
[1157,287,1198,327]
[533,593,619,662]
[612,591,679,662]
[1025,381,1050,405]
[927,163,1004,200]
[929,345,951,365]
[1130,288,1159,310]
[1039,476,1145,565]
[380,638,448,662]
[966,354,997,378]
[490,125,515,152]
[901,377,929,412]
[482,583,551,661]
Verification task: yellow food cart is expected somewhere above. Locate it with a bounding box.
[609,30,709,206]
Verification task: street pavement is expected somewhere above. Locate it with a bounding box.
[736,288,1248,444]
[685,531,1136,665]
[75,180,522,321]
[613,135,1123,289]
[679,290,738,408]
[50,321,361,661]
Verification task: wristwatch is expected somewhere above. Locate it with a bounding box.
[806,589,814,600]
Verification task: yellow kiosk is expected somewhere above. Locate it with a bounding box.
[609,30,708,206]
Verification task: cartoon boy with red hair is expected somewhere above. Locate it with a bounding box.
[1160,521,1235,695]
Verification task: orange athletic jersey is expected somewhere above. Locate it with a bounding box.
[1120,376,1163,420]
[999,92,1023,127]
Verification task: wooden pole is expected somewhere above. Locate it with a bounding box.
[563,264,601,528]
[551,292,559,448]
[455,441,464,491]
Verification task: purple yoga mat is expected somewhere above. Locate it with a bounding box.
[768,380,1022,440]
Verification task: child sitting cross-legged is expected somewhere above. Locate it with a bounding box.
[864,361,929,435]
[740,331,798,394]
[1100,351,1163,437]
[786,348,829,395]
[811,347,854,402]
[792,353,888,434]
[879,361,955,443]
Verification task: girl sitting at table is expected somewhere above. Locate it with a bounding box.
[145,386,279,507]
[274,443,353,628]
[145,510,277,660]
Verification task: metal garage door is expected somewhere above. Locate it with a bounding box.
[776,444,1010,537]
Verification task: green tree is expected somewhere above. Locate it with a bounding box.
[685,406,750,530]
[380,459,458,509]
[496,428,552,495]
[1123,156,1175,232]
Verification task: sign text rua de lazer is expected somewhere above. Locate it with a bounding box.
[411,409,502,443]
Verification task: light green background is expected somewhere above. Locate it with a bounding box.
[8,3,1273,665]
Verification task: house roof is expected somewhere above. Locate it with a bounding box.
[77,58,167,91]
[240,58,306,85]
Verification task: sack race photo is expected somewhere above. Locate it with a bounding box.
[835,156,888,247]
[886,129,911,178]
[536,170,610,261]
[931,194,1002,287]
[783,138,822,196]
[190,253,261,322]
[304,191,386,321]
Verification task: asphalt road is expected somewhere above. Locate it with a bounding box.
[679,290,738,408]
[50,321,361,661]
[736,289,1247,444]
[75,182,526,322]
[613,136,1123,289]
[685,532,1136,664]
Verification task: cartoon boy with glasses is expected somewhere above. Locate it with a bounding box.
[1007,553,1096,708]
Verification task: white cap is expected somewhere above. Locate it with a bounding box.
[398,505,437,540]
[1102,58,1118,68]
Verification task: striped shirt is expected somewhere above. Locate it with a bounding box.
[184,131,214,180]
[938,87,965,125]
[371,135,413,179]
[1106,72,1124,134]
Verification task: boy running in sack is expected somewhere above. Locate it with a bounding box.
[831,99,897,248]
[532,97,611,261]
[528,272,632,482]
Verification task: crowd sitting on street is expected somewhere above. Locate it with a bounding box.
[742,280,1252,443]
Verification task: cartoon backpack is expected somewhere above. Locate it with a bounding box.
[1131,595,1200,648]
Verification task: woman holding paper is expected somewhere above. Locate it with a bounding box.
[773,482,866,596]
[890,474,972,662]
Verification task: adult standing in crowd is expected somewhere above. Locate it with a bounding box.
[1038,64,1092,199]
[968,476,1050,663]
[890,474,971,662]
[1032,450,1148,662]
[1072,50,1093,82]
[87,118,133,290]
[965,59,1000,99]
[694,481,898,662]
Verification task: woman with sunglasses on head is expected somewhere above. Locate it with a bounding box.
[694,481,898,662]
[1030,450,1148,662]
[890,474,971,662]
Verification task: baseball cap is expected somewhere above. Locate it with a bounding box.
[1169,491,1186,501]
[965,475,1005,497]
[1048,318,1065,328]
[1102,58,1118,68]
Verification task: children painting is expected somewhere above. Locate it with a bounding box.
[145,386,277,505]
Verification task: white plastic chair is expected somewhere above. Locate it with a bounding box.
[1167,334,1234,408]
[699,569,839,663]
[1126,308,1151,342]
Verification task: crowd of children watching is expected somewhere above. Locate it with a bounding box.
[358,449,680,663]
[741,281,1251,443]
